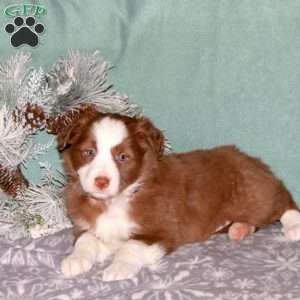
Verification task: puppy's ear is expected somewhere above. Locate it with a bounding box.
[135,117,165,157]
[57,122,82,151]
[57,108,99,151]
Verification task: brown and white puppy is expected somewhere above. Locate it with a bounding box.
[59,111,300,281]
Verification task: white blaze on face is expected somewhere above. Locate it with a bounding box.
[78,117,128,199]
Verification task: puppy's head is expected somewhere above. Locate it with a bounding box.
[58,112,164,200]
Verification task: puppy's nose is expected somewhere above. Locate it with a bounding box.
[94,176,110,190]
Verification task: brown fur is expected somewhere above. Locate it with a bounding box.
[59,111,298,251]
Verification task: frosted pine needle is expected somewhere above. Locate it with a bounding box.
[18,68,51,109]
[0,52,31,83]
[26,139,54,162]
[0,52,32,109]
[0,165,71,240]
[15,164,71,238]
[46,51,141,116]
[0,104,32,169]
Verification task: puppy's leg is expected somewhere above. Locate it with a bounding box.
[281,209,300,241]
[103,240,165,282]
[272,187,300,241]
[61,232,113,278]
[228,222,256,241]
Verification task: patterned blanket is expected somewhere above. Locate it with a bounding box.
[0,223,299,300]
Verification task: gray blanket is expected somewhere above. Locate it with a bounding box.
[0,223,299,300]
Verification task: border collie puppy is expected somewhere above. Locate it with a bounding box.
[59,111,300,281]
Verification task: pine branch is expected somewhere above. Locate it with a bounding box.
[0,194,43,240]
[0,52,32,109]
[46,51,141,117]
[0,52,50,121]
[26,139,54,162]
[15,164,71,238]
[0,165,71,240]
[0,102,53,175]
[17,68,52,110]
[0,104,33,169]
[0,52,31,83]
[0,189,29,240]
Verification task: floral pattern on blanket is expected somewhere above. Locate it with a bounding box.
[0,223,299,300]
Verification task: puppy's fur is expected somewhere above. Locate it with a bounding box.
[60,111,300,281]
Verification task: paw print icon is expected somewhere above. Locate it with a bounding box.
[5,16,45,47]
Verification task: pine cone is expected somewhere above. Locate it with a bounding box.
[46,104,97,135]
[0,166,28,197]
[14,103,46,130]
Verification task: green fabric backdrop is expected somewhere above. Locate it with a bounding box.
[1,0,300,205]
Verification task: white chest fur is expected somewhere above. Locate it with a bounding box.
[92,186,139,244]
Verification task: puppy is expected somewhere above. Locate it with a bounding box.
[59,111,300,281]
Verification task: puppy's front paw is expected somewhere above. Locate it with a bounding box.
[283,224,300,241]
[61,254,93,278]
[102,261,140,282]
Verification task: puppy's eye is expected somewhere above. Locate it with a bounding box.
[115,153,129,162]
[82,149,97,157]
